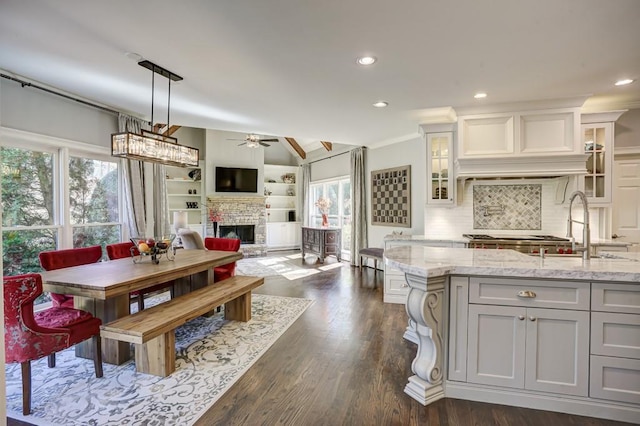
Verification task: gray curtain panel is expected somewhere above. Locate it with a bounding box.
[119,113,147,237]
[300,163,311,226]
[350,147,367,266]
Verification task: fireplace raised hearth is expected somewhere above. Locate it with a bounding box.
[219,225,255,244]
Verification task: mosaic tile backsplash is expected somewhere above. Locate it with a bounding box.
[473,184,542,230]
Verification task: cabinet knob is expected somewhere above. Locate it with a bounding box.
[529,316,537,322]
[518,315,525,321]
[401,283,409,288]
[517,290,537,298]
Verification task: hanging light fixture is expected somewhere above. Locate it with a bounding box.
[111,60,199,167]
[246,134,260,148]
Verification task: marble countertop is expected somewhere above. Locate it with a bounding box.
[599,251,640,262]
[383,234,469,244]
[384,246,640,283]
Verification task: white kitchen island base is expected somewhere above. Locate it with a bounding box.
[385,246,640,424]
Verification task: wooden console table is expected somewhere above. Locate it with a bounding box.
[302,226,342,263]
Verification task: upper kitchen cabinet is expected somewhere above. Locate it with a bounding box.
[421,123,455,206]
[580,111,626,205]
[455,107,588,178]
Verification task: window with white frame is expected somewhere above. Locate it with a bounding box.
[1,135,123,281]
[309,177,352,254]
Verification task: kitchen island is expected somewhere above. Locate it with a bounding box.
[385,246,640,424]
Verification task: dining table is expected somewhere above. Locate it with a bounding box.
[40,249,244,365]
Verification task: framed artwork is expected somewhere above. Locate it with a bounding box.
[371,165,411,227]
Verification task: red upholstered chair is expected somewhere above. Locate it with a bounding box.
[38,245,103,308]
[204,237,242,281]
[3,273,103,415]
[106,241,175,311]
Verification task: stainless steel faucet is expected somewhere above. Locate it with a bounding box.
[566,190,591,260]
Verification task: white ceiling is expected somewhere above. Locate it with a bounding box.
[1,0,639,153]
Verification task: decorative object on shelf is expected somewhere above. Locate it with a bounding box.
[266,203,271,209]
[188,169,201,181]
[193,189,197,194]
[188,189,193,194]
[315,196,332,227]
[208,206,223,238]
[130,235,176,264]
[186,201,199,209]
[371,165,411,227]
[111,60,199,167]
[287,188,295,196]
[281,173,296,184]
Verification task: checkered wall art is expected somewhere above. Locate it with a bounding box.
[371,165,411,227]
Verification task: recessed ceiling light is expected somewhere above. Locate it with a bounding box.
[124,52,143,62]
[474,92,488,99]
[373,101,388,108]
[357,56,377,66]
[615,78,634,86]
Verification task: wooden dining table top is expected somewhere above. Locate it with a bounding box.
[40,249,243,300]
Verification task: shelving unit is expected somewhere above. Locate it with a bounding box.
[264,164,301,249]
[166,162,206,235]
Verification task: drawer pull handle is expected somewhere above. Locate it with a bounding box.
[518,315,525,321]
[517,290,537,298]
[529,316,537,322]
[401,283,409,288]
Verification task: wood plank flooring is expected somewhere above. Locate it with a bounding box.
[7,251,635,425]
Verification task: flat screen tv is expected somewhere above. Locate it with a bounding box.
[215,167,258,193]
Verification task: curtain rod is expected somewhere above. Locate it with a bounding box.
[1,73,121,116]
[306,147,364,165]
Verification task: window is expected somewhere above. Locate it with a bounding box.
[309,177,352,255]
[2,137,123,279]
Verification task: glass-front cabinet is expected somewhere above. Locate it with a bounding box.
[426,131,454,205]
[582,123,610,203]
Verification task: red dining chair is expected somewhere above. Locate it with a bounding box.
[204,237,242,281]
[106,241,175,311]
[3,273,103,415]
[38,245,103,308]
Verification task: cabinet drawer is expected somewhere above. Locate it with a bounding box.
[590,355,640,404]
[469,277,590,310]
[591,312,640,359]
[385,274,409,295]
[324,231,337,244]
[324,244,339,255]
[592,282,640,314]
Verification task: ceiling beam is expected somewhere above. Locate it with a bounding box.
[164,125,181,136]
[284,137,306,159]
[320,141,333,151]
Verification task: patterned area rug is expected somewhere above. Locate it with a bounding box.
[236,253,347,280]
[5,294,313,425]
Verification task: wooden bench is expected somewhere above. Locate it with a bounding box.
[100,275,264,377]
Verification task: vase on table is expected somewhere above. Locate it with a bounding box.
[321,213,329,227]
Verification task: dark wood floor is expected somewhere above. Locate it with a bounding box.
[8,251,636,425]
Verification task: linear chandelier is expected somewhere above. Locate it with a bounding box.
[112,60,199,167]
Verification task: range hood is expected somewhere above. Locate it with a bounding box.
[455,153,589,179]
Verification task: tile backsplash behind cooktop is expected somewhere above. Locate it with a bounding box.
[473,184,542,230]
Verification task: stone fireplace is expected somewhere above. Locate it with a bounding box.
[219,225,255,244]
[207,196,267,257]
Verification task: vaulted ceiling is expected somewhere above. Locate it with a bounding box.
[1,0,639,154]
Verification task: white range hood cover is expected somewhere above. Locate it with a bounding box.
[455,154,589,179]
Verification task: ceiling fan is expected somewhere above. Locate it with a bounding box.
[228,134,279,148]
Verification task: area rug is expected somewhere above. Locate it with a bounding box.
[5,294,313,426]
[236,253,347,280]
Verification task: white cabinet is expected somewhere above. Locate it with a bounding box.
[467,305,589,396]
[266,222,301,249]
[589,282,640,404]
[463,277,590,397]
[458,108,580,158]
[166,163,205,235]
[426,132,455,205]
[264,164,300,249]
[579,111,626,205]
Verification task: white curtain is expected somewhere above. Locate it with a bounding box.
[119,114,170,237]
[300,163,311,226]
[350,147,367,266]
